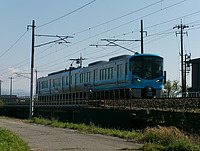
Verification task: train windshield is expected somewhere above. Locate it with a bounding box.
[129,56,163,80]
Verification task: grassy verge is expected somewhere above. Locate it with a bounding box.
[0,128,30,151]
[30,117,200,151]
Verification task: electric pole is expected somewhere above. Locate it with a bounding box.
[27,20,35,119]
[140,20,147,54]
[141,20,144,54]
[173,22,189,97]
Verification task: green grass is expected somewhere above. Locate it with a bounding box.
[30,117,143,140]
[0,128,30,151]
[30,117,200,151]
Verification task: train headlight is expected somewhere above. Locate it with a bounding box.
[136,79,141,82]
[156,79,162,82]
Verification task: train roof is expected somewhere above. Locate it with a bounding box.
[88,61,107,67]
[38,53,163,79]
[48,66,81,76]
[131,53,163,58]
[109,55,131,61]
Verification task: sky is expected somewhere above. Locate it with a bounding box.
[0,0,200,96]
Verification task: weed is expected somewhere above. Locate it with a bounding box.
[141,126,200,151]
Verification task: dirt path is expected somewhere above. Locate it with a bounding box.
[0,118,142,151]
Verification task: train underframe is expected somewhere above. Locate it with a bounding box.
[132,87,162,98]
[37,88,162,104]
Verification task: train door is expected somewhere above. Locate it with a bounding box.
[93,69,97,90]
[49,79,51,94]
[117,64,123,86]
[75,73,78,91]
[125,62,128,82]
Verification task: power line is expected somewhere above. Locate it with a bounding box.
[0,30,28,59]
[37,0,97,28]
[73,0,165,35]
[112,10,200,39]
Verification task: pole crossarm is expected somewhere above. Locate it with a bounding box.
[90,38,139,54]
[13,72,31,79]
[35,35,73,48]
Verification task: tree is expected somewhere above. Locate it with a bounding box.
[164,80,171,97]
[163,80,181,97]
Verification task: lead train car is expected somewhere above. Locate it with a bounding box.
[37,54,165,102]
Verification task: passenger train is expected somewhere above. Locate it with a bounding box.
[37,54,165,102]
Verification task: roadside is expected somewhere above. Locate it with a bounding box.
[0,118,142,151]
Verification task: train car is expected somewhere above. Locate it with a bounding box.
[37,54,165,102]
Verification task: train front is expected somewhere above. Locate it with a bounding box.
[128,54,165,98]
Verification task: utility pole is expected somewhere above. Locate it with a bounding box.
[141,20,144,54]
[27,20,35,119]
[140,20,147,54]
[173,22,189,97]
[8,77,14,96]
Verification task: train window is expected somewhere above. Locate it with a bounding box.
[129,56,163,79]
[125,63,128,75]
[80,74,83,83]
[105,69,108,80]
[80,72,91,83]
[117,64,123,78]
[110,68,114,79]
[100,70,102,80]
[42,80,48,89]
[53,78,61,87]
[85,73,88,82]
[75,74,78,85]
[62,77,65,86]
[70,76,73,85]
[87,72,90,82]
[93,70,97,82]
[100,68,114,80]
[103,69,106,80]
[66,77,69,85]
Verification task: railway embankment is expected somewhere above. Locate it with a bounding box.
[1,98,200,134]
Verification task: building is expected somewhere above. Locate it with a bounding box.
[188,58,200,95]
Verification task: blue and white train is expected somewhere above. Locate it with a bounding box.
[36,54,165,101]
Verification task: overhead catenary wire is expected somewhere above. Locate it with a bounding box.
[73,0,167,35]
[0,30,28,59]
[37,0,97,28]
